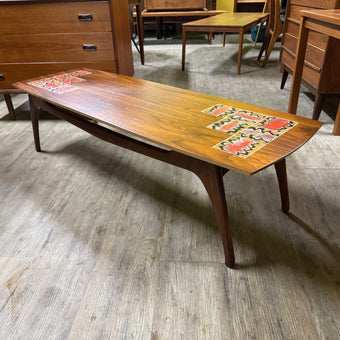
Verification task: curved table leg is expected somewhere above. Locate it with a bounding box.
[195,166,235,268]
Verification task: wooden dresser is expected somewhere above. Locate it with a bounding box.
[0,0,133,118]
[280,0,340,119]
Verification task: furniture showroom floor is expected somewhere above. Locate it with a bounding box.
[1,33,339,339]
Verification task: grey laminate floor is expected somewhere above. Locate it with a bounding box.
[1,34,339,339]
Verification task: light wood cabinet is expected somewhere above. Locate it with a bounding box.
[0,0,133,93]
[280,0,340,119]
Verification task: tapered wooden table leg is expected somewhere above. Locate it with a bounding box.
[4,94,16,120]
[28,95,41,152]
[274,159,289,213]
[196,165,235,268]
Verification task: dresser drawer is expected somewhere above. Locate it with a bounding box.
[0,62,117,89]
[0,33,115,63]
[283,33,325,70]
[281,50,320,91]
[288,5,316,23]
[145,0,206,10]
[289,0,340,9]
[285,21,328,50]
[0,1,111,34]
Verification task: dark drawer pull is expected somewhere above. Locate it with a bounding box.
[83,44,97,51]
[78,14,93,21]
[0,74,5,81]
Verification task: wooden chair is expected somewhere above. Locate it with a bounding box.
[254,0,270,45]
[257,0,284,66]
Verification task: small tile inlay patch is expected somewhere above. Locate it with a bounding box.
[28,70,91,94]
[202,104,298,158]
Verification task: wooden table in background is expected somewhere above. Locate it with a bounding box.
[288,9,340,136]
[182,12,269,74]
[14,69,321,268]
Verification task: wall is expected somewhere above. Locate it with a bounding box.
[216,0,234,12]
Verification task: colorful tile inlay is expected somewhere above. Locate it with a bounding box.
[207,117,253,134]
[255,117,297,132]
[28,70,91,94]
[239,127,279,143]
[214,137,265,158]
[203,104,299,158]
[201,104,236,116]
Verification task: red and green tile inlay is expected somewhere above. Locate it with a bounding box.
[202,104,298,158]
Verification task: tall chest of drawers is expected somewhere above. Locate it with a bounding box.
[0,0,133,117]
[280,0,340,119]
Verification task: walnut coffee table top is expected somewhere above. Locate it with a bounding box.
[14,68,321,175]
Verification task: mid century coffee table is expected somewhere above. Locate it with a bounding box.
[14,69,321,268]
[182,12,269,74]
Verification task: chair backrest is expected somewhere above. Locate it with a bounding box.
[267,0,282,31]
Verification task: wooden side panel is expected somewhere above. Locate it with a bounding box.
[109,0,134,76]
[319,37,340,93]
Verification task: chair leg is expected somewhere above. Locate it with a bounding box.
[280,69,288,89]
[208,32,213,44]
[254,22,263,45]
[4,93,16,120]
[223,33,226,47]
[135,4,144,65]
[258,30,270,61]
[312,93,325,121]
[156,18,162,39]
[262,31,280,66]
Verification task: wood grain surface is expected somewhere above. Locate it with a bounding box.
[14,69,321,176]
